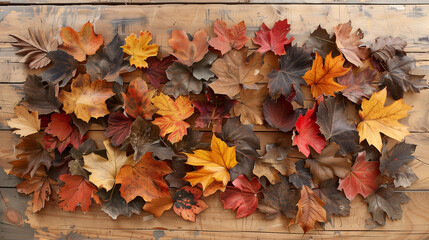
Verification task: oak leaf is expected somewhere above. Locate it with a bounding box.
[231,86,268,125]
[364,184,409,226]
[59,73,115,122]
[183,134,238,190]
[379,55,427,100]
[290,185,327,233]
[142,55,176,88]
[313,179,350,222]
[20,75,62,115]
[357,88,411,152]
[209,48,263,98]
[151,92,194,143]
[116,152,172,202]
[267,45,313,105]
[292,104,326,157]
[316,96,359,155]
[86,34,135,85]
[163,62,203,98]
[9,138,53,178]
[303,52,349,99]
[58,174,101,212]
[220,175,261,218]
[83,140,133,191]
[7,106,40,137]
[97,186,144,220]
[338,151,380,200]
[10,28,59,69]
[334,21,370,67]
[337,67,377,104]
[169,29,208,66]
[252,19,294,55]
[40,50,78,87]
[122,31,159,68]
[173,186,208,221]
[208,20,249,55]
[121,77,158,120]
[104,111,133,147]
[258,177,299,219]
[16,168,52,213]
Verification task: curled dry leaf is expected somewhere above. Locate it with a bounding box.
[20,75,62,115]
[169,29,209,66]
[58,174,101,213]
[121,77,158,120]
[7,106,40,137]
[183,134,238,190]
[59,21,103,62]
[11,28,59,69]
[208,20,249,55]
[209,47,264,98]
[220,175,261,218]
[303,52,349,99]
[151,92,194,143]
[357,88,411,152]
[83,140,133,191]
[252,19,294,56]
[173,186,208,222]
[369,36,407,63]
[334,21,370,67]
[121,31,159,68]
[116,152,172,202]
[59,73,115,123]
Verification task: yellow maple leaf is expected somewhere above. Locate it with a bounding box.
[357,88,411,152]
[303,52,349,99]
[183,135,238,190]
[7,105,40,137]
[121,31,159,68]
[59,74,114,122]
[83,140,133,191]
[151,92,194,143]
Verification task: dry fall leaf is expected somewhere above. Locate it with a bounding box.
[357,88,411,152]
[303,52,349,99]
[313,179,350,222]
[121,77,158,120]
[83,140,133,191]
[98,186,144,220]
[231,86,268,125]
[59,73,115,122]
[16,168,52,213]
[116,152,172,202]
[20,75,62,115]
[7,106,40,137]
[173,186,208,221]
[142,55,176,89]
[369,36,407,63]
[151,92,194,143]
[168,29,208,66]
[334,21,370,67]
[263,95,303,132]
[208,20,249,55]
[143,195,174,218]
[290,185,327,233]
[163,62,203,98]
[122,31,159,68]
[58,174,101,212]
[337,67,377,104]
[10,28,59,69]
[183,134,238,190]
[104,111,133,147]
[209,47,264,98]
[40,50,79,87]
[59,21,103,62]
[252,19,294,55]
[338,151,380,200]
[45,113,73,142]
[305,25,340,58]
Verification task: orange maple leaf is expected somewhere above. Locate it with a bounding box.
[151,92,194,143]
[59,21,103,62]
[58,174,101,213]
[168,29,209,66]
[184,134,238,190]
[59,73,114,122]
[116,152,172,203]
[303,52,349,99]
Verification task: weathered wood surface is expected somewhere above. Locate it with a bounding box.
[0,3,429,240]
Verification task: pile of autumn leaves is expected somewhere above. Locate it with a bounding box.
[7,19,428,233]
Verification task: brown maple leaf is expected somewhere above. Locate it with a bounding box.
[334,21,370,67]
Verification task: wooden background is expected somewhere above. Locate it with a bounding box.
[1,1,429,239]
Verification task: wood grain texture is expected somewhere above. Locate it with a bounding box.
[1,3,429,240]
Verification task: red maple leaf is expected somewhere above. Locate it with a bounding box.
[208,20,249,55]
[220,175,261,218]
[45,113,73,141]
[58,174,101,213]
[338,151,380,200]
[292,104,326,157]
[142,55,176,89]
[252,19,294,55]
[104,111,133,146]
